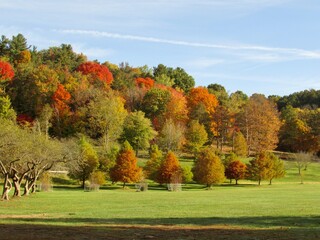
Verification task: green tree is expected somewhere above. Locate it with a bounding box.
[121,111,157,156]
[185,120,208,155]
[192,148,225,188]
[141,88,171,120]
[144,144,163,181]
[84,91,127,151]
[69,136,99,187]
[0,95,16,121]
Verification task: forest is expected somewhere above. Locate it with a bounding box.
[0,33,319,200]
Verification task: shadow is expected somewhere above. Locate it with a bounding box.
[0,222,319,240]
[3,216,320,228]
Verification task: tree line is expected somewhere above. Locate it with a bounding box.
[0,34,319,200]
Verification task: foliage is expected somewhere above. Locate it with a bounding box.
[185,120,208,154]
[225,160,247,185]
[158,119,185,153]
[192,147,225,187]
[89,171,106,186]
[0,60,15,83]
[247,152,274,185]
[181,165,193,183]
[268,153,285,185]
[141,87,171,121]
[110,141,142,187]
[69,136,99,187]
[234,131,248,157]
[77,61,113,86]
[277,89,320,110]
[239,94,281,153]
[157,151,181,184]
[0,95,16,121]
[135,77,154,90]
[187,87,218,117]
[144,144,163,181]
[121,111,157,155]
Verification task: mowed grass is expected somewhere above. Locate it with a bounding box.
[0,159,320,239]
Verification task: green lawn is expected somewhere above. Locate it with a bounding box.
[0,160,319,239]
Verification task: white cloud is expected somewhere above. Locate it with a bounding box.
[59,29,320,62]
[185,58,225,68]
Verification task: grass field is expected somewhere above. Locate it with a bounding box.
[0,159,320,240]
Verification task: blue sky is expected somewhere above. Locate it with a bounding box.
[1,0,319,96]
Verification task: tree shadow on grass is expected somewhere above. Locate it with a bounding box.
[3,215,320,228]
[0,221,319,240]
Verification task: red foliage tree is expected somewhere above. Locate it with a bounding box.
[110,141,142,187]
[225,160,247,185]
[52,84,71,113]
[157,151,181,184]
[0,61,14,82]
[77,62,113,85]
[135,77,154,90]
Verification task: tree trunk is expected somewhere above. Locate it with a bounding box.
[2,173,12,200]
[13,178,21,197]
[258,178,261,186]
[235,179,238,185]
[269,179,272,185]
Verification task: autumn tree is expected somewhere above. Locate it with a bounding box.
[233,131,248,157]
[158,119,185,153]
[268,153,285,185]
[247,152,273,185]
[157,151,181,184]
[185,120,208,155]
[239,94,281,154]
[164,89,189,125]
[77,61,113,86]
[0,60,15,84]
[121,111,157,156]
[135,77,154,90]
[225,160,247,185]
[192,148,225,188]
[144,144,163,181]
[110,141,142,187]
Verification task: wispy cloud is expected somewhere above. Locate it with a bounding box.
[59,29,320,62]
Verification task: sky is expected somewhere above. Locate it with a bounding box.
[1,0,320,96]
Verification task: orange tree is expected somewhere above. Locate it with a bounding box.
[157,151,180,184]
[110,141,142,187]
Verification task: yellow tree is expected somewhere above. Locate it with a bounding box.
[239,94,281,154]
[192,147,225,188]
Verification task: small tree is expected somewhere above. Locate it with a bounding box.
[181,165,193,183]
[157,151,180,184]
[192,148,225,188]
[225,160,247,185]
[110,141,142,187]
[247,152,273,185]
[268,153,285,185]
[144,144,163,181]
[293,152,313,184]
[234,131,248,157]
[69,136,99,188]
